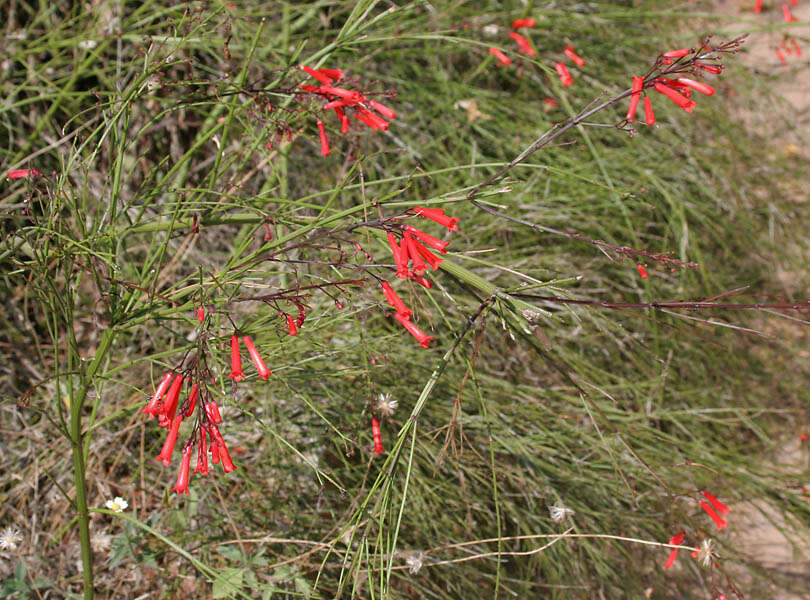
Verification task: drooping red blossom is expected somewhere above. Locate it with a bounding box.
[205,399,222,424]
[210,437,220,465]
[318,67,344,81]
[700,500,728,531]
[403,230,427,276]
[643,96,656,126]
[7,168,42,179]
[696,62,723,74]
[369,99,396,119]
[754,0,763,12]
[414,239,443,270]
[300,64,333,85]
[654,82,696,112]
[209,425,237,473]
[287,315,298,336]
[776,47,787,63]
[413,275,432,288]
[388,232,409,278]
[158,374,184,428]
[371,417,384,455]
[406,226,450,254]
[381,281,413,318]
[243,336,272,379]
[555,62,574,87]
[196,306,205,322]
[509,32,536,56]
[544,97,558,107]
[676,77,715,96]
[156,414,184,466]
[411,206,460,231]
[489,47,511,66]
[637,264,649,279]
[782,3,796,22]
[563,46,586,67]
[512,18,536,29]
[316,119,330,157]
[394,313,434,348]
[701,491,730,516]
[227,334,245,382]
[626,76,644,121]
[664,531,686,569]
[172,446,192,495]
[184,384,199,417]
[334,106,350,133]
[143,372,175,417]
[194,429,209,475]
[662,49,690,58]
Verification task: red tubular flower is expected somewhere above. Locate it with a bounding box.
[156,414,183,466]
[323,98,356,110]
[319,85,363,102]
[227,334,245,382]
[143,372,174,417]
[196,306,205,322]
[369,99,396,119]
[676,77,715,96]
[413,275,432,288]
[316,119,330,157]
[184,384,199,417]
[354,110,383,130]
[243,336,272,379]
[512,18,536,28]
[158,374,184,428]
[544,97,558,107]
[664,531,686,569]
[509,32,535,56]
[626,75,644,121]
[643,96,656,126]
[563,46,585,67]
[388,232,409,278]
[754,0,763,12]
[488,47,511,66]
[7,168,42,179]
[700,501,728,531]
[300,64,333,84]
[287,315,298,336]
[696,62,723,74]
[205,399,222,424]
[394,313,434,348]
[555,62,573,87]
[194,429,209,475]
[172,446,192,495]
[637,264,648,279]
[372,417,384,455]
[776,48,787,63]
[358,107,390,130]
[210,438,220,465]
[334,106,350,133]
[414,239,443,270]
[701,491,730,516]
[317,67,344,81]
[662,49,690,58]
[381,281,413,318]
[208,425,236,473]
[782,3,795,22]
[403,231,426,276]
[654,82,696,112]
[411,206,460,231]
[406,226,449,254]
[300,84,322,93]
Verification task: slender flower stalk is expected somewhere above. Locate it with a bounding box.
[243,336,272,379]
[227,334,245,382]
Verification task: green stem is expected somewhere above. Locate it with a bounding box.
[69,327,116,600]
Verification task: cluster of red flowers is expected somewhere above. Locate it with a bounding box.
[752,0,803,61]
[142,333,274,494]
[555,46,585,87]
[299,65,396,157]
[381,206,460,349]
[664,491,730,569]
[626,48,719,128]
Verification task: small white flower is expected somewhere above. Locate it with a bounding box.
[482,24,500,37]
[0,526,23,551]
[404,551,425,574]
[696,538,716,567]
[548,503,575,522]
[78,40,98,50]
[375,393,398,417]
[105,496,128,513]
